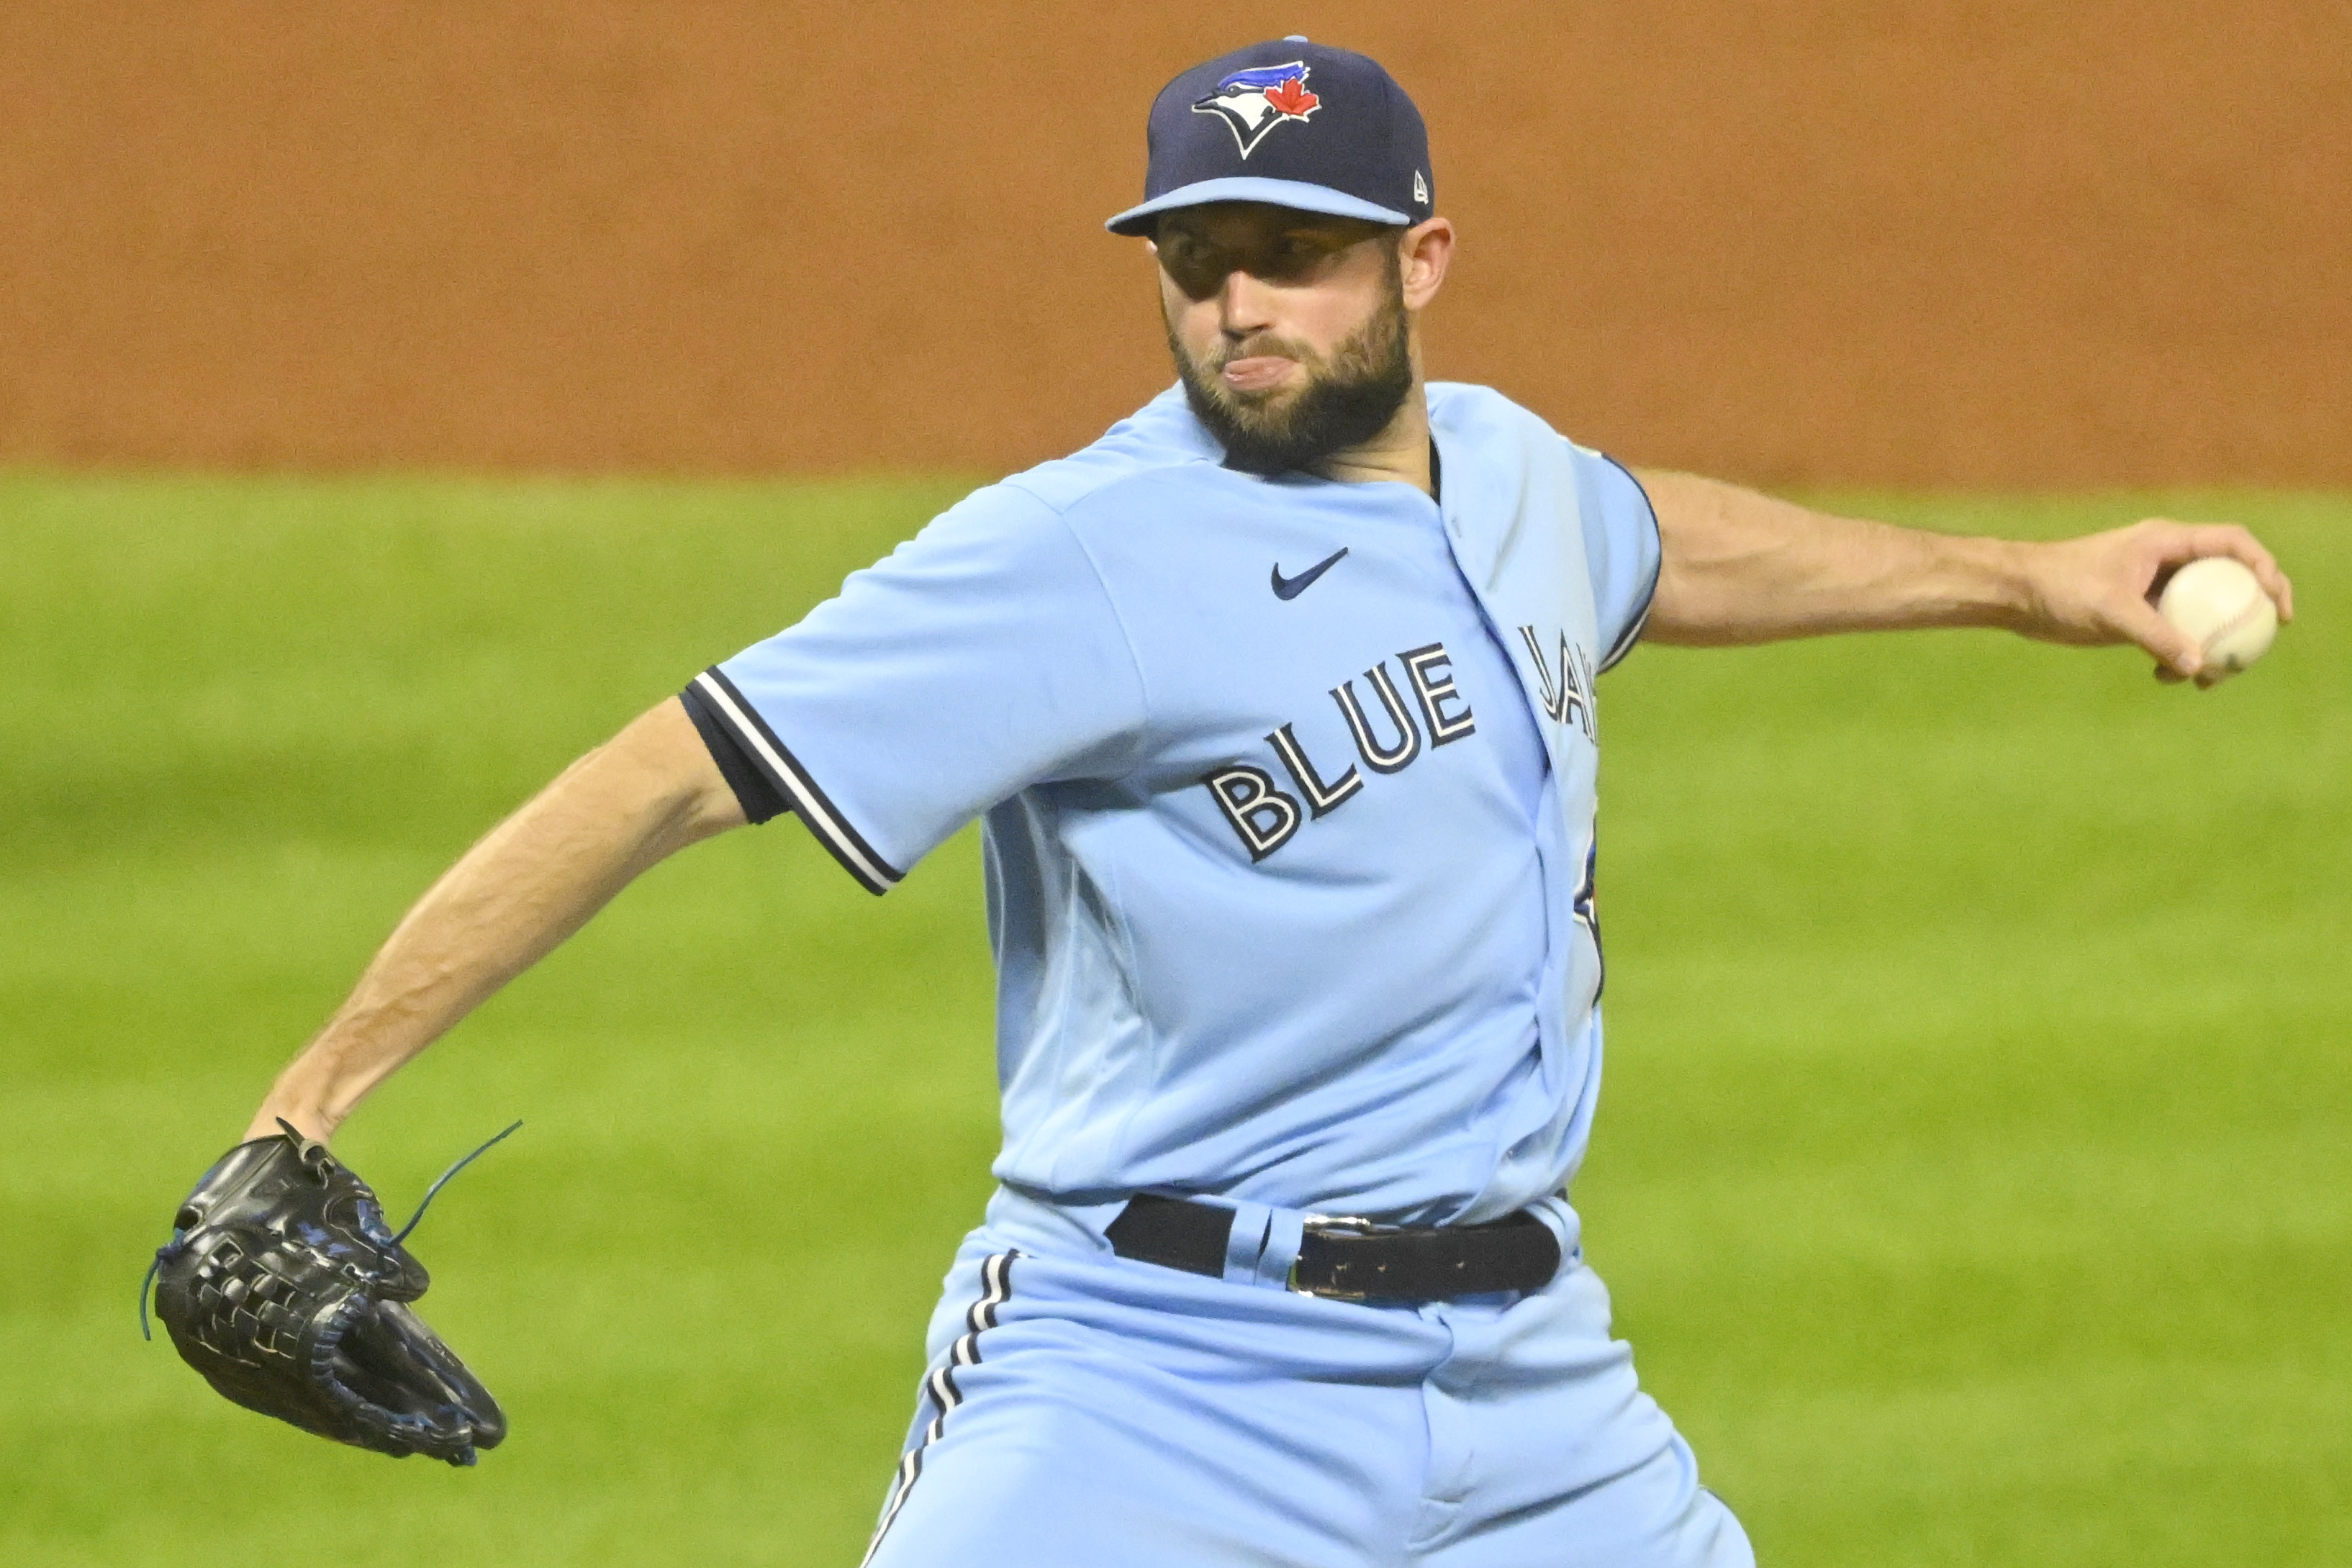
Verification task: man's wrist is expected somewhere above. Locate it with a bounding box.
[1953,534,2039,633]
[245,1100,337,1145]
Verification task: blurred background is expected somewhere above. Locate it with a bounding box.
[4,0,2348,484]
[3,4,2345,1566]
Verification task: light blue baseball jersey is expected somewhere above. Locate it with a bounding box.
[689,381,1657,1225]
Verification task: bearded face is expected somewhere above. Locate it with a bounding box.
[1168,263,1415,476]
[1152,205,1419,477]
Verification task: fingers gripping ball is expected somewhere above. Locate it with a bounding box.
[2158,557,2279,680]
[148,1124,506,1464]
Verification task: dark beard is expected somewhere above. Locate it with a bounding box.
[1170,285,1415,477]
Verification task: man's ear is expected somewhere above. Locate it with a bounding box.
[1399,217,1455,311]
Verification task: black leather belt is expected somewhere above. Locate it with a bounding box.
[1105,1193,1562,1302]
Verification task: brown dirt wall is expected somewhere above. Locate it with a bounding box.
[1,1,2346,486]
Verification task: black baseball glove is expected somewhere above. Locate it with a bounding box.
[145,1121,507,1465]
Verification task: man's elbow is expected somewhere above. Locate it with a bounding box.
[600,698,750,845]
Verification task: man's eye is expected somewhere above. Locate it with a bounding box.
[1272,238,1326,271]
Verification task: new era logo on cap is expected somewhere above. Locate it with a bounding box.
[1191,62,1321,158]
[1105,38,1435,236]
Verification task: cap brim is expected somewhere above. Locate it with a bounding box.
[1105,177,1413,237]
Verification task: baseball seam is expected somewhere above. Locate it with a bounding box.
[2199,593,2264,656]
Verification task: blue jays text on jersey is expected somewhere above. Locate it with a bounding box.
[683,381,1659,1228]
[1201,635,1479,860]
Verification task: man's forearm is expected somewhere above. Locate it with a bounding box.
[1632,468,2292,678]
[1635,470,2032,645]
[249,699,743,1143]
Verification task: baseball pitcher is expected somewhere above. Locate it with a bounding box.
[151,37,2292,1566]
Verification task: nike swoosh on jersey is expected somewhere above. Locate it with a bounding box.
[1270,548,1349,600]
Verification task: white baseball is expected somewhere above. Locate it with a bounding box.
[2156,556,2278,678]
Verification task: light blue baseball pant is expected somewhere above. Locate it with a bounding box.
[859,1188,1752,1568]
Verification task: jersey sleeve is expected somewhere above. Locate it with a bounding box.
[1570,446,1663,671]
[687,485,1148,894]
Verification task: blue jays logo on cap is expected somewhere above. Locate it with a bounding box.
[1190,62,1321,158]
[1105,41,1431,236]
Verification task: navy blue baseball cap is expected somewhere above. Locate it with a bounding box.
[1105,38,1434,237]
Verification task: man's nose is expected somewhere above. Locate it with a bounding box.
[1215,268,1278,337]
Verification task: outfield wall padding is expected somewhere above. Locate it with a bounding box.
[1,2,2345,485]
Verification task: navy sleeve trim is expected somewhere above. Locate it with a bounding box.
[678,683,790,825]
[689,667,905,896]
[1596,452,1662,673]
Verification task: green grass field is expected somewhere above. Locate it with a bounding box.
[3,473,2343,1566]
